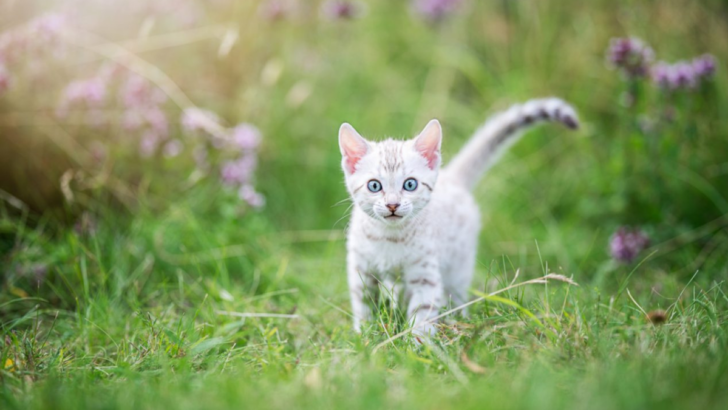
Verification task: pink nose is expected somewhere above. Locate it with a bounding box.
[386,203,400,213]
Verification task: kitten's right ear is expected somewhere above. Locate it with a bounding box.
[339,123,369,174]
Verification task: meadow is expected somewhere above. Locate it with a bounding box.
[1,1,728,409]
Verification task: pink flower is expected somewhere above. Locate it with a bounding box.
[62,77,107,107]
[162,139,184,158]
[238,184,265,208]
[145,106,169,137]
[121,75,166,108]
[139,131,161,158]
[181,107,222,134]
[220,154,257,186]
[231,123,262,150]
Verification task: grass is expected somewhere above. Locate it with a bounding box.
[2,0,728,409]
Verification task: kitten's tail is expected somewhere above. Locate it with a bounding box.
[443,97,579,190]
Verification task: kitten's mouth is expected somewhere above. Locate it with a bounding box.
[385,214,402,219]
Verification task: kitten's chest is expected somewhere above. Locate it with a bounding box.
[351,226,427,275]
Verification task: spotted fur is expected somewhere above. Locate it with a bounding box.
[339,97,579,337]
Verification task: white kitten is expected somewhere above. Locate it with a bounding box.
[339,98,579,337]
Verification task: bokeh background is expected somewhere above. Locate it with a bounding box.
[1,1,727,408]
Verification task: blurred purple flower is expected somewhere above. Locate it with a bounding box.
[29,13,66,41]
[121,75,167,108]
[321,0,364,20]
[651,55,717,91]
[231,123,262,150]
[163,139,184,158]
[412,0,462,21]
[692,54,716,79]
[181,107,222,133]
[238,184,265,208]
[607,37,654,79]
[220,154,257,186]
[610,227,649,263]
[139,131,161,158]
[673,61,698,89]
[61,77,107,107]
[145,106,170,137]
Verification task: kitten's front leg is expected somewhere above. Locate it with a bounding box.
[347,253,376,333]
[404,259,444,338]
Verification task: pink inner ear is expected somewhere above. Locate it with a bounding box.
[415,120,442,169]
[343,146,366,174]
[339,124,368,174]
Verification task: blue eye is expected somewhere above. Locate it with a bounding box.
[367,180,382,192]
[403,178,418,191]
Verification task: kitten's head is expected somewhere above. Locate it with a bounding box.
[338,120,442,225]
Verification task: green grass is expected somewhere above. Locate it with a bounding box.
[2,0,728,409]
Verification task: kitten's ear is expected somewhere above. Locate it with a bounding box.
[339,123,369,174]
[414,119,442,170]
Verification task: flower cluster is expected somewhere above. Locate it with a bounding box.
[609,227,650,263]
[411,0,463,21]
[651,54,716,91]
[0,13,67,95]
[320,1,365,20]
[608,37,717,91]
[1,13,266,210]
[56,64,178,158]
[181,109,265,208]
[606,37,654,79]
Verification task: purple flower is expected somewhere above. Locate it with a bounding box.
[692,54,716,79]
[673,61,698,89]
[181,107,222,134]
[321,1,364,20]
[651,55,716,91]
[610,227,650,263]
[139,130,161,157]
[145,106,169,137]
[62,77,107,107]
[162,139,184,158]
[238,184,265,208]
[607,37,654,79]
[220,154,257,186]
[412,0,462,21]
[121,75,166,108]
[231,123,262,150]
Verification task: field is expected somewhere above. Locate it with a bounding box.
[1,1,728,409]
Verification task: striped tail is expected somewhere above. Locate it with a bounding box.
[443,98,579,190]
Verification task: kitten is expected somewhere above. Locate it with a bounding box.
[339,98,579,337]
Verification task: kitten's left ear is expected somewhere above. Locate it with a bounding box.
[414,119,442,170]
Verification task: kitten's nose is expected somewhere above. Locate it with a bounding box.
[386,203,400,213]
